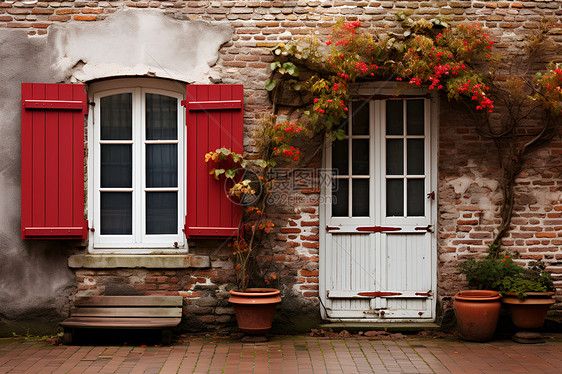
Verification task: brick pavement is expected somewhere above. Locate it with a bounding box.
[0,334,561,373]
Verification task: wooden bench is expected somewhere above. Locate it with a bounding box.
[60,295,183,345]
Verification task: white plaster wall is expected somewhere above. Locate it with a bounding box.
[0,9,233,335]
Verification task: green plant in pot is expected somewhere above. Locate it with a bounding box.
[497,260,555,343]
[457,246,556,342]
[454,245,520,341]
[205,116,307,336]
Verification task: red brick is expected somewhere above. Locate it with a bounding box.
[32,23,51,29]
[536,232,556,238]
[0,16,12,21]
[56,9,79,15]
[301,270,319,277]
[32,9,54,15]
[74,15,97,21]
[457,219,479,225]
[301,220,319,227]
[280,227,301,234]
[302,241,319,249]
[48,15,71,21]
[82,8,104,14]
[7,22,31,28]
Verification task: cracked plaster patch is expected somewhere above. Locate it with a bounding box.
[50,8,232,83]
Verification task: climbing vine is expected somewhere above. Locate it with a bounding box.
[266,15,561,252]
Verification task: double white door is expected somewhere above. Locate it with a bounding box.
[321,97,436,320]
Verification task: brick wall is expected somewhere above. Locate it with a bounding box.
[5,1,561,328]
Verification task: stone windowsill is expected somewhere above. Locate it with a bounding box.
[68,254,210,269]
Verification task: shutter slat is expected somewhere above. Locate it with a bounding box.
[45,84,60,228]
[184,84,243,238]
[21,83,88,239]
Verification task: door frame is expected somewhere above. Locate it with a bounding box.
[319,82,439,322]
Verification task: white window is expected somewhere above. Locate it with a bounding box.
[88,79,185,251]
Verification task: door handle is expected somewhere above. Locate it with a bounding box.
[415,225,433,233]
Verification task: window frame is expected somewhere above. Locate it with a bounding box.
[87,78,186,253]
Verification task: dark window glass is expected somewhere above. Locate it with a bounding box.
[352,179,369,217]
[101,145,132,188]
[407,139,424,175]
[332,140,349,176]
[386,139,404,175]
[386,100,403,135]
[101,192,132,235]
[146,192,178,234]
[351,101,369,135]
[407,99,424,135]
[332,179,349,217]
[101,94,132,140]
[352,139,369,175]
[146,144,178,188]
[146,94,177,140]
[386,179,404,216]
[407,179,425,216]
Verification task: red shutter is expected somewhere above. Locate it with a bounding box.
[21,83,88,239]
[183,85,243,238]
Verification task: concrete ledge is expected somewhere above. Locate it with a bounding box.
[68,254,210,269]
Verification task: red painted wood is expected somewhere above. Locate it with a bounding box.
[356,292,403,297]
[208,85,222,229]
[21,84,33,237]
[21,83,88,239]
[23,100,84,110]
[184,84,243,238]
[356,226,402,232]
[183,100,242,111]
[45,84,59,228]
[23,227,86,237]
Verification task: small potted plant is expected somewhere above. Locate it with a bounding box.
[205,116,306,335]
[455,247,521,341]
[497,260,555,335]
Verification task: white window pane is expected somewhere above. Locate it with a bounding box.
[101,93,132,140]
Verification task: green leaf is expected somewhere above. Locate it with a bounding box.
[270,61,281,71]
[214,168,225,179]
[254,159,268,169]
[265,79,276,91]
[282,62,299,77]
[269,159,277,168]
[225,168,237,179]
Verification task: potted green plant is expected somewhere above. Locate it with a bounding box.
[455,247,521,341]
[497,261,555,337]
[205,116,306,335]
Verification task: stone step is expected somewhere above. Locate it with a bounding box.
[318,322,441,334]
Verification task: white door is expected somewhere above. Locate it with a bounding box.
[321,96,436,321]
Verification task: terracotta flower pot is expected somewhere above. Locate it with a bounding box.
[229,288,281,335]
[501,292,555,329]
[454,290,501,342]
